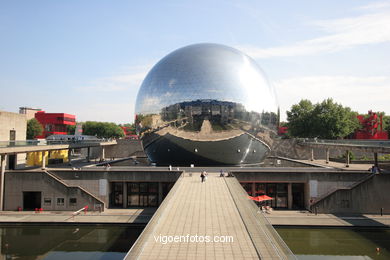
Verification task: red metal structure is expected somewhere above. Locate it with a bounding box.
[355,110,388,140]
[35,111,76,138]
[121,126,139,139]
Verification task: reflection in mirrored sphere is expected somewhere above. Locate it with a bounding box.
[135,43,279,166]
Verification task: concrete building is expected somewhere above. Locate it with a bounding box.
[19,107,41,120]
[0,110,27,169]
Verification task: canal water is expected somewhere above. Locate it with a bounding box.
[276,227,390,259]
[0,224,144,260]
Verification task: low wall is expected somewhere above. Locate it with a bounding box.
[271,139,385,160]
[104,139,144,158]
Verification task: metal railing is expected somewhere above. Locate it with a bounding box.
[0,140,39,148]
[0,139,113,148]
[298,138,390,147]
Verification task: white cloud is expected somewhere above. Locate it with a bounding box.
[274,75,390,121]
[237,2,390,58]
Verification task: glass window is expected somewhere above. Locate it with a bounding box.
[69,198,77,205]
[148,194,158,206]
[148,183,158,193]
[140,183,148,193]
[44,198,51,206]
[128,194,139,207]
[241,183,253,196]
[57,198,64,206]
[255,183,266,196]
[128,183,139,193]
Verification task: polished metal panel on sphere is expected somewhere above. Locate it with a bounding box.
[135,43,279,165]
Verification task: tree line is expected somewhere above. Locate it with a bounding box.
[26,119,133,139]
[285,98,390,139]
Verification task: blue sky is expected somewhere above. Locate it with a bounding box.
[1,0,389,123]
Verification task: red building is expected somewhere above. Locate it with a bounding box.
[355,111,388,140]
[35,111,76,138]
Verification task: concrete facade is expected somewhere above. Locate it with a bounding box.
[4,171,104,211]
[233,170,371,210]
[0,110,27,169]
[104,139,144,158]
[4,169,181,211]
[312,173,390,214]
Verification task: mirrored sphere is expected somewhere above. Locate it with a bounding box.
[135,43,279,166]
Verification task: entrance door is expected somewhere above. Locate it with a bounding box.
[8,155,16,170]
[23,192,41,210]
[292,183,305,209]
[110,182,123,208]
[9,130,16,144]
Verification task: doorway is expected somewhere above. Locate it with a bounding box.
[292,183,305,209]
[110,182,123,208]
[8,155,16,170]
[23,192,41,210]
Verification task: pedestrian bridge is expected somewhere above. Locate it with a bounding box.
[126,172,295,260]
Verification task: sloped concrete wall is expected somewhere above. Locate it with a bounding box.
[4,171,102,211]
[104,139,144,158]
[313,173,390,214]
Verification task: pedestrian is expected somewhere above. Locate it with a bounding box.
[204,171,208,182]
[220,169,224,177]
[200,172,205,182]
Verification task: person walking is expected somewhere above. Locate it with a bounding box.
[200,172,205,183]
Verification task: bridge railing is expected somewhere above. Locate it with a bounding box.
[0,139,114,148]
[298,138,390,147]
[0,140,39,148]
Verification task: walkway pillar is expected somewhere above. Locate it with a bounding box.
[325,148,329,164]
[122,182,127,208]
[0,154,7,211]
[101,147,105,161]
[345,150,350,168]
[67,149,72,165]
[287,183,293,209]
[87,147,91,162]
[42,151,47,169]
[374,152,379,168]
[158,182,163,205]
[310,148,314,161]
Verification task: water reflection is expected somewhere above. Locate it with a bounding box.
[0,225,144,260]
[277,227,390,260]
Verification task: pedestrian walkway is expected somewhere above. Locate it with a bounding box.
[126,172,294,260]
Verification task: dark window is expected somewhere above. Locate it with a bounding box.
[57,198,65,206]
[44,198,51,205]
[69,198,77,205]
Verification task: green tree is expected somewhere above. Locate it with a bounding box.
[66,124,76,135]
[83,121,125,139]
[382,115,390,135]
[286,99,315,138]
[286,98,360,139]
[26,118,43,139]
